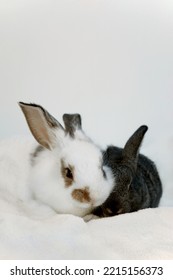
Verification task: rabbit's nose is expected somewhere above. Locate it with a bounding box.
[72,187,91,204]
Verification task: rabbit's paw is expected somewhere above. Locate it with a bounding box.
[83,214,99,222]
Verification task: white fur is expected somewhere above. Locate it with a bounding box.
[0,127,114,218]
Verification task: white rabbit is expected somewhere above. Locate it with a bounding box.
[0,103,114,217]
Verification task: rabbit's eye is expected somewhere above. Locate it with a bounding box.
[61,159,74,187]
[65,168,73,180]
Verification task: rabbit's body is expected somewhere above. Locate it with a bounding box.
[0,103,114,218]
[93,126,162,218]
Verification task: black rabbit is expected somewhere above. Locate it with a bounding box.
[92,125,162,218]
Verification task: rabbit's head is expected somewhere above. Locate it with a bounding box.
[19,102,114,217]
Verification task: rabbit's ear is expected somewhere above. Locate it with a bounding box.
[63,113,82,137]
[19,102,64,150]
[123,125,148,162]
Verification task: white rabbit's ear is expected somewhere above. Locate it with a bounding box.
[19,102,65,149]
[63,113,82,137]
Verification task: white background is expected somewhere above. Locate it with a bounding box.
[0,0,173,205]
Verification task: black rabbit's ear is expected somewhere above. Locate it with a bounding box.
[123,125,148,162]
[63,114,82,137]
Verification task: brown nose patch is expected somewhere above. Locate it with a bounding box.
[72,187,91,203]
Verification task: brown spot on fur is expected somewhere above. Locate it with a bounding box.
[61,159,74,187]
[72,187,91,203]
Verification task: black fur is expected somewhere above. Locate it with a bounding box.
[93,126,162,217]
[63,114,82,137]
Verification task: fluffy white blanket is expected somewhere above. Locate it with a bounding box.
[0,205,172,259]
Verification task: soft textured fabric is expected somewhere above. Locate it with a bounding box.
[0,206,172,259]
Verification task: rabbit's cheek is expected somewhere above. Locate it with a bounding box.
[71,187,91,204]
